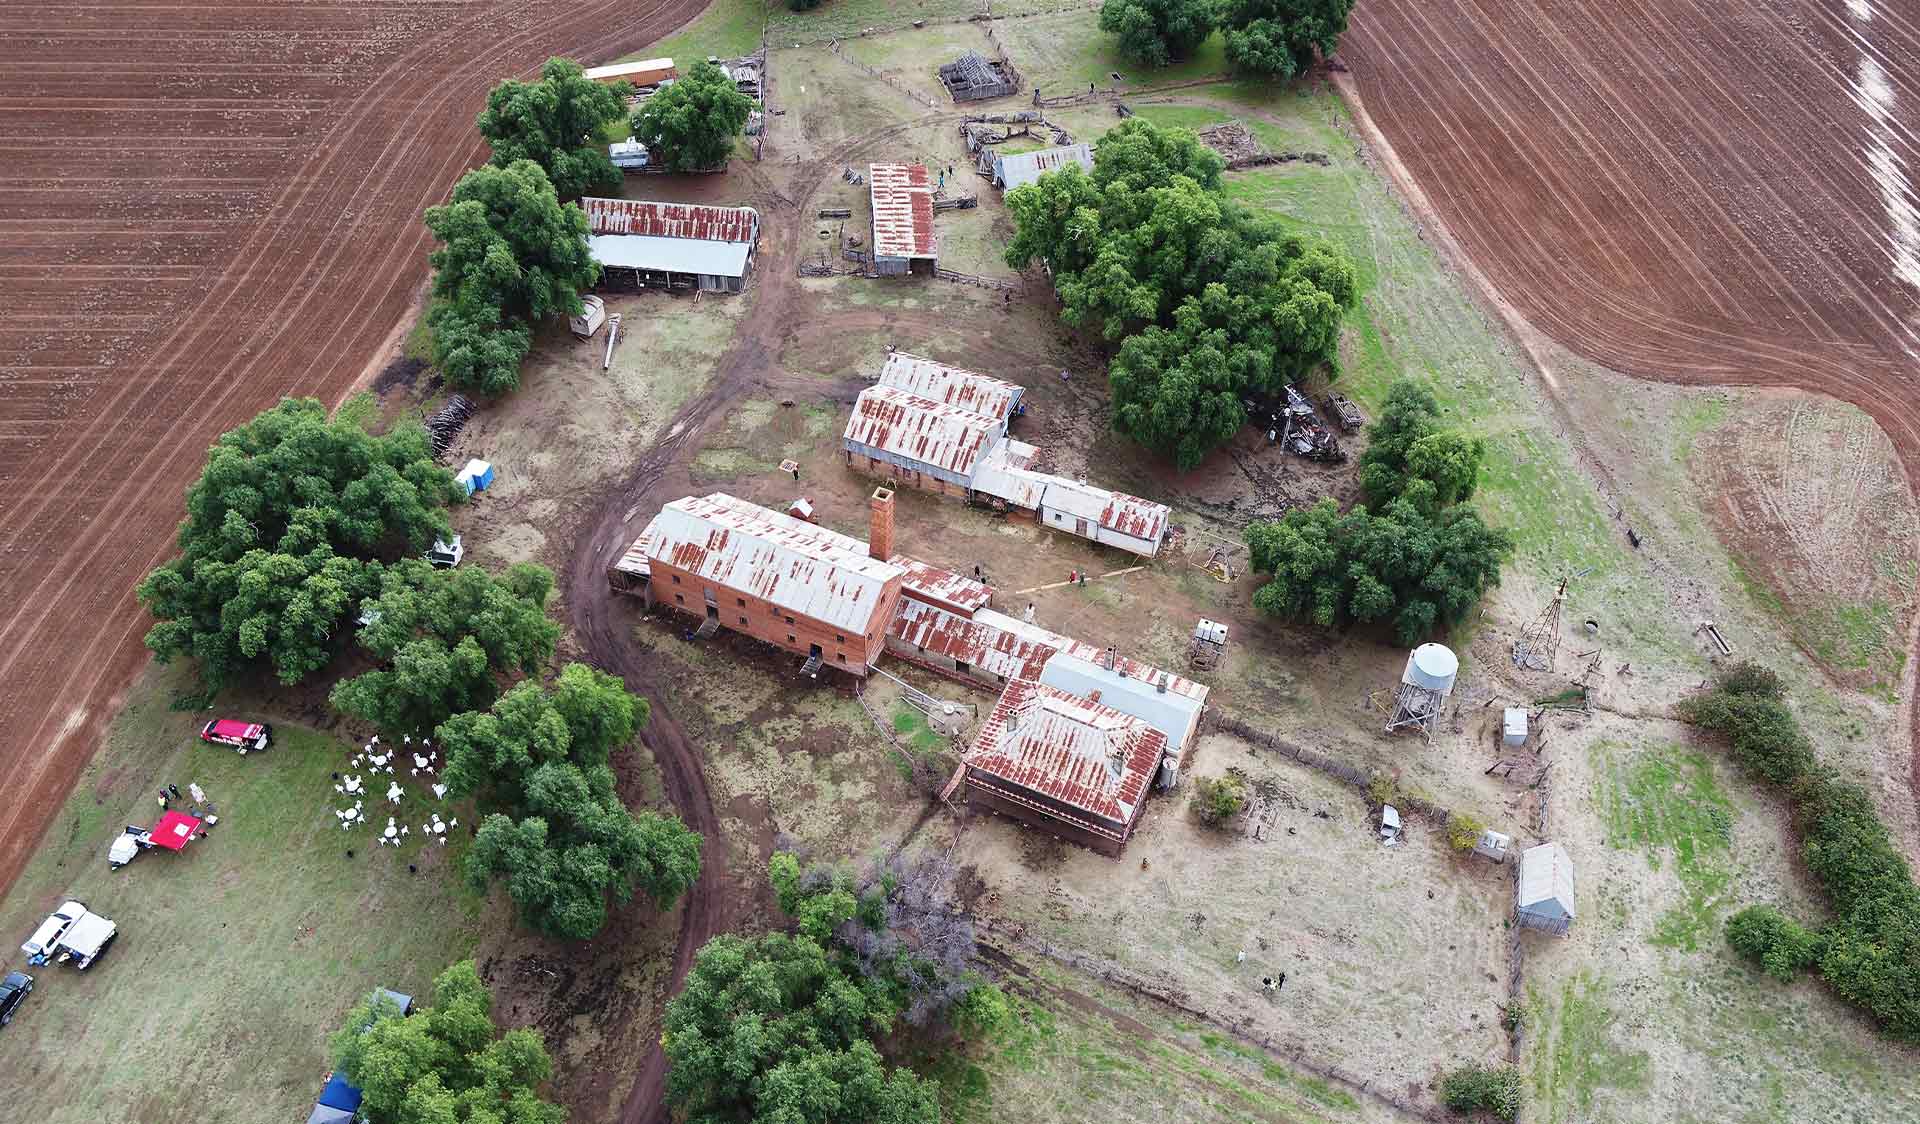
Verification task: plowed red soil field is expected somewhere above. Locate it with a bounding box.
[0,0,702,898]
[1342,0,1920,460]
[1341,0,1920,803]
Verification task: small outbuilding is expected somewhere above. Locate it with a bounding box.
[1516,841,1576,935]
[869,163,938,275]
[992,142,1095,193]
[938,51,1019,103]
[1502,707,1528,747]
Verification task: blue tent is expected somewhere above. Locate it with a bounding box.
[456,459,496,495]
[305,1073,361,1124]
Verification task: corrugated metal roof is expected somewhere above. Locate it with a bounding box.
[634,494,904,632]
[894,556,993,615]
[869,163,937,259]
[968,679,1165,826]
[1518,842,1576,917]
[579,197,759,243]
[995,143,1095,192]
[968,439,1047,510]
[584,58,676,83]
[1041,648,1207,758]
[876,352,1023,422]
[587,233,751,277]
[892,599,1062,682]
[843,385,1002,479]
[1037,476,1169,543]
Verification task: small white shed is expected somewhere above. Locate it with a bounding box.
[1474,829,1512,862]
[1517,842,1576,935]
[1502,707,1528,747]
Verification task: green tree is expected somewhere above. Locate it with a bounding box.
[1402,430,1487,510]
[1356,378,1441,503]
[1004,119,1356,467]
[1726,905,1824,982]
[441,666,701,939]
[1222,0,1355,79]
[629,60,751,173]
[477,58,631,201]
[426,160,598,326]
[1090,116,1226,194]
[1098,0,1217,66]
[330,560,559,736]
[1439,1063,1522,1121]
[1245,497,1514,644]
[330,960,566,1124]
[428,300,534,397]
[137,399,457,690]
[1192,774,1249,826]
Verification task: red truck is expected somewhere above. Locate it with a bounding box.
[200,718,271,754]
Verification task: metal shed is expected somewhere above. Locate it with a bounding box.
[1517,842,1576,935]
[843,385,1005,488]
[1503,707,1529,747]
[993,143,1095,193]
[869,163,938,275]
[578,198,760,292]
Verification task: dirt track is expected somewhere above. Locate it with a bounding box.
[1339,0,1920,797]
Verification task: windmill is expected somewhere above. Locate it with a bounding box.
[1512,567,1591,672]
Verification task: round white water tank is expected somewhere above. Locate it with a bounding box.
[1403,643,1459,692]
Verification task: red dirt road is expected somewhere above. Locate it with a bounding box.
[0,1,704,898]
[1339,0,1920,796]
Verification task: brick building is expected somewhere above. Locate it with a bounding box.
[962,679,1166,856]
[610,489,906,675]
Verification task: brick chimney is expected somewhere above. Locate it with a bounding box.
[869,486,895,561]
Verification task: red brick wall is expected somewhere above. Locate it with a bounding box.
[844,452,969,498]
[648,557,900,673]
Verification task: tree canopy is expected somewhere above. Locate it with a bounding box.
[477,58,630,201]
[1245,495,1513,644]
[442,665,702,939]
[1004,118,1357,468]
[1222,0,1355,79]
[664,852,1008,1123]
[629,60,752,173]
[329,560,560,736]
[1355,380,1486,512]
[329,959,566,1124]
[1682,665,1920,1039]
[1098,0,1217,66]
[423,159,597,395]
[137,398,458,690]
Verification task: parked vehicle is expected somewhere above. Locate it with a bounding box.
[0,970,33,1026]
[22,901,116,969]
[201,717,271,754]
[427,534,464,569]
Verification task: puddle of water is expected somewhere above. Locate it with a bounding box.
[1846,9,1920,343]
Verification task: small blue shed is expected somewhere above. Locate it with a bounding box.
[305,1073,362,1124]
[457,459,495,495]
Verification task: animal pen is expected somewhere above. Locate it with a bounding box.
[938,50,1020,103]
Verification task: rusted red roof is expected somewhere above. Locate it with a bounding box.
[893,556,993,615]
[967,679,1165,827]
[579,197,760,243]
[869,163,937,259]
[634,494,903,633]
[890,600,1063,684]
[876,353,1023,422]
[843,386,1000,479]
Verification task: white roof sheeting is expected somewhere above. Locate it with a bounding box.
[876,352,1024,422]
[1518,842,1576,919]
[995,142,1095,192]
[1034,475,1170,543]
[1039,649,1208,756]
[635,494,904,632]
[969,439,1047,510]
[587,233,752,278]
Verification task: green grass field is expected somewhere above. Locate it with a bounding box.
[0,667,491,1124]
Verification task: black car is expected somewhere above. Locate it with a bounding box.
[0,970,32,1026]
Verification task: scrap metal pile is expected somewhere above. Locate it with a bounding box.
[1251,386,1346,462]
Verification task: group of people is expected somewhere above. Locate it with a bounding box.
[155,781,216,834]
